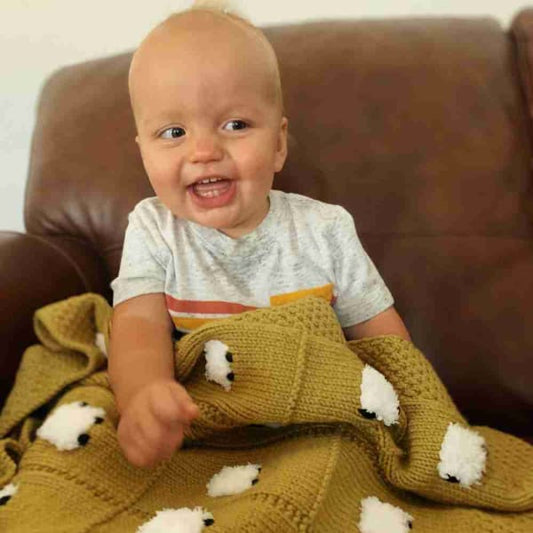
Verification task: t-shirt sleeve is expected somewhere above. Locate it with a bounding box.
[110,203,169,307]
[331,207,394,327]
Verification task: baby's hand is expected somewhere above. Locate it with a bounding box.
[116,379,200,468]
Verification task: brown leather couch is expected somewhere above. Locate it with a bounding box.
[1,11,532,442]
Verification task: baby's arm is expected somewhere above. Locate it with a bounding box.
[343,305,411,342]
[109,293,199,468]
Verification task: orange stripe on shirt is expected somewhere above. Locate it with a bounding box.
[172,316,218,332]
[165,294,257,314]
[168,285,336,332]
[270,283,335,306]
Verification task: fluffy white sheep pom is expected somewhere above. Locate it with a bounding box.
[204,340,233,391]
[95,332,107,357]
[360,365,399,426]
[359,496,413,533]
[438,422,487,487]
[137,507,214,533]
[207,463,261,497]
[36,401,105,451]
[0,483,18,502]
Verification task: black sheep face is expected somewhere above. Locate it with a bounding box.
[204,340,234,391]
[35,401,106,451]
[136,507,214,530]
[0,483,18,506]
[206,464,262,497]
[358,496,414,532]
[359,365,400,427]
[437,423,487,487]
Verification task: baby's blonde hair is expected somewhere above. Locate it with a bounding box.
[189,0,244,18]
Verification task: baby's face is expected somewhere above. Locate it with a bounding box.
[131,13,288,238]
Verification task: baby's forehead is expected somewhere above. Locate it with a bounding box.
[129,10,282,116]
[138,10,269,66]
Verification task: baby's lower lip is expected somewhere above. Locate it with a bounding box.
[187,179,236,208]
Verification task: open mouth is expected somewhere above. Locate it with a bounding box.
[191,177,232,198]
[188,176,236,208]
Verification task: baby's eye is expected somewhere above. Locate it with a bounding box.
[160,127,185,139]
[223,120,248,131]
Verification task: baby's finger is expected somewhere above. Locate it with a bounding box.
[118,417,160,468]
[168,382,200,421]
[149,383,196,426]
[136,406,186,460]
[139,408,171,449]
[123,438,157,468]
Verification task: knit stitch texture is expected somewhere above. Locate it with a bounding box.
[0,293,531,532]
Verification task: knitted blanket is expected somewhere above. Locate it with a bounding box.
[0,293,531,532]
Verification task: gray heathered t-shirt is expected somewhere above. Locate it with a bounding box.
[110,190,394,332]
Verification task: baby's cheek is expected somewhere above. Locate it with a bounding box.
[146,164,189,213]
[140,147,177,183]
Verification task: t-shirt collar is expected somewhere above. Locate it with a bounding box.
[187,190,280,258]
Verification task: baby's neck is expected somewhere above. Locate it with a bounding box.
[216,197,271,240]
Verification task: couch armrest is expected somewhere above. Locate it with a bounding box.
[0,231,110,407]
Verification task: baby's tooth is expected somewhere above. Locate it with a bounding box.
[197,177,223,185]
[197,188,223,198]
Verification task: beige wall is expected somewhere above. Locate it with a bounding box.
[1,0,530,231]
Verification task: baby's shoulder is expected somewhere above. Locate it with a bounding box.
[129,196,177,228]
[274,190,352,229]
[130,196,168,219]
[126,197,183,249]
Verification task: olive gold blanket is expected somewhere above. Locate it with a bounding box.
[0,293,531,532]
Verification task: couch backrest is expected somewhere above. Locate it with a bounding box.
[25,16,533,435]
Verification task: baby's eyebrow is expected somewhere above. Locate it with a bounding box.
[217,104,266,119]
[141,116,174,128]
[141,108,186,127]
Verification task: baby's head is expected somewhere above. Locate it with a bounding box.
[128,2,288,238]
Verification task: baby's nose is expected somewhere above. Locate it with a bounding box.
[188,133,224,164]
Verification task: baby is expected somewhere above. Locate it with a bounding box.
[109,2,411,468]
